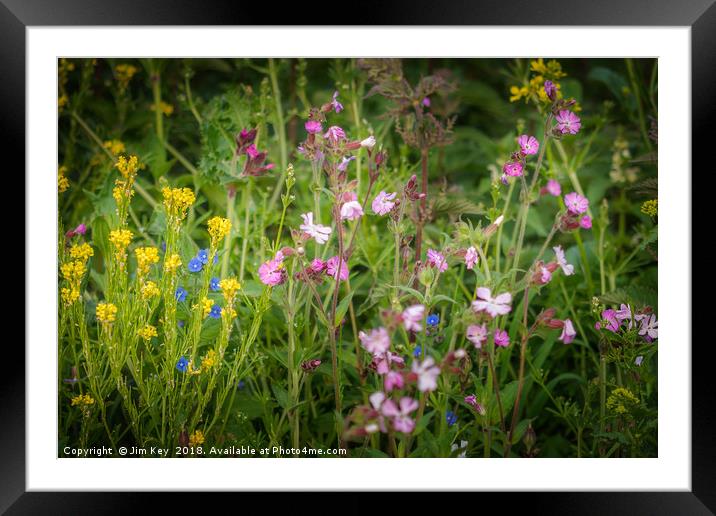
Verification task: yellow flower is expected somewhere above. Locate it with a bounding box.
[641,199,658,217]
[138,325,158,341]
[151,101,174,116]
[207,216,231,248]
[141,281,160,299]
[135,246,160,276]
[71,393,95,406]
[162,187,195,222]
[201,349,218,372]
[201,297,214,319]
[58,166,70,193]
[109,229,133,256]
[96,302,118,324]
[219,278,241,303]
[69,242,94,263]
[164,253,182,273]
[115,63,138,91]
[606,387,639,415]
[189,430,205,447]
[115,155,140,179]
[103,139,126,156]
[60,260,86,282]
[61,287,80,305]
[509,85,529,103]
[58,94,68,111]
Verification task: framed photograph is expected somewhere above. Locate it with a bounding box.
[8,0,711,511]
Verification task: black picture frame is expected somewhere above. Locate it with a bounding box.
[6,1,711,513]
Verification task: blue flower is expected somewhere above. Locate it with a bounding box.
[177,320,185,328]
[188,258,203,273]
[210,277,221,291]
[238,380,245,390]
[413,345,422,358]
[176,356,189,373]
[446,410,457,427]
[213,252,219,265]
[209,304,222,319]
[427,314,440,327]
[175,286,187,302]
[197,248,209,265]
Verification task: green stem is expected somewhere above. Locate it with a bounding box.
[267,59,289,211]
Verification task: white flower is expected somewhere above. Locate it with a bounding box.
[472,287,512,318]
[299,212,332,244]
[360,135,376,149]
[553,245,574,276]
[411,357,440,392]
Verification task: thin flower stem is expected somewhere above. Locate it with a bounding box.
[267,59,289,212]
[504,287,531,457]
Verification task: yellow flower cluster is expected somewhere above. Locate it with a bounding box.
[71,393,95,406]
[60,259,87,306]
[606,387,640,415]
[58,166,70,193]
[207,216,231,248]
[58,94,68,112]
[103,139,126,156]
[641,199,658,218]
[58,59,75,88]
[219,278,241,303]
[202,297,214,319]
[115,63,138,92]
[69,242,94,263]
[115,155,140,179]
[189,430,205,447]
[201,349,218,372]
[141,280,160,300]
[61,287,80,305]
[509,58,567,105]
[112,155,141,206]
[162,187,195,222]
[135,246,160,276]
[138,325,158,341]
[96,302,118,324]
[151,101,174,116]
[164,253,182,273]
[109,229,133,263]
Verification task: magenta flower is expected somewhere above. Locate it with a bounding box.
[330,91,344,113]
[596,309,619,332]
[325,255,349,282]
[382,397,419,433]
[65,223,87,238]
[544,80,557,100]
[384,371,404,392]
[564,192,589,215]
[402,304,425,332]
[464,394,486,416]
[503,161,524,177]
[555,110,581,135]
[545,179,561,196]
[411,357,441,392]
[373,351,404,375]
[466,324,488,348]
[464,246,478,270]
[422,97,431,107]
[359,327,391,355]
[472,287,512,318]
[258,252,287,286]
[371,191,397,215]
[310,258,326,273]
[517,135,539,155]
[579,215,592,229]
[305,120,322,135]
[553,245,574,276]
[300,212,332,245]
[426,249,448,273]
[324,125,346,143]
[559,319,576,344]
[494,329,510,347]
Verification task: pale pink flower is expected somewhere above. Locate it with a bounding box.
[494,329,510,347]
[384,371,404,392]
[325,256,349,281]
[517,135,539,155]
[330,91,343,113]
[545,179,561,196]
[304,120,322,134]
[466,324,488,348]
[371,191,397,215]
[411,356,441,392]
[337,155,356,172]
[559,319,576,344]
[324,125,346,143]
[374,351,404,375]
[402,304,425,332]
[472,288,512,318]
[464,246,479,270]
[360,135,376,149]
[258,253,286,286]
[553,245,574,276]
[358,327,390,355]
[638,314,658,341]
[426,249,448,272]
[340,200,364,221]
[369,391,385,410]
[564,192,589,215]
[503,161,524,177]
[299,212,332,244]
[615,304,634,329]
[555,110,581,135]
[382,397,419,433]
[537,265,552,285]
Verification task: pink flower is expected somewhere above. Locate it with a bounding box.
[503,161,524,177]
[337,156,356,172]
[544,80,557,100]
[305,120,322,134]
[559,319,576,344]
[494,329,510,347]
[553,245,574,276]
[596,309,619,332]
[299,212,332,244]
[537,264,553,285]
[65,223,87,238]
[466,324,488,348]
[340,200,364,221]
[382,397,419,433]
[545,179,561,196]
[330,91,343,113]
[464,246,478,270]
[258,253,287,286]
[371,191,397,215]
[374,351,404,375]
[359,327,391,355]
[464,394,486,415]
[360,136,376,149]
[579,215,592,229]
[638,314,658,341]
[412,356,440,392]
[564,192,589,215]
[325,256,349,282]
[402,304,425,332]
[555,110,581,135]
[517,135,539,155]
[615,304,634,329]
[422,97,431,107]
[384,371,404,392]
[323,125,346,143]
[472,287,512,318]
[426,249,448,272]
[311,258,327,273]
